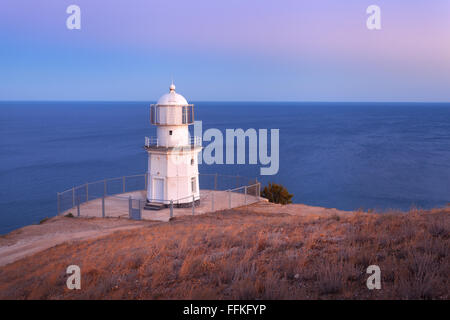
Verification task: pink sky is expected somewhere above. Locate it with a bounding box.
[1,0,449,101]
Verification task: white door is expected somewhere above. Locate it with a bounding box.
[153,178,164,202]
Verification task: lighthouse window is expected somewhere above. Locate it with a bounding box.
[191,158,194,165]
[151,105,161,124]
[182,105,193,124]
[169,130,173,135]
[191,177,196,193]
[182,107,187,124]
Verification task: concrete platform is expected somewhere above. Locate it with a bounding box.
[62,190,261,222]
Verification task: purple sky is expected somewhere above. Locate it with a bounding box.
[1,0,449,101]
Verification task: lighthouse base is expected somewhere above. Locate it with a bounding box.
[145,199,200,209]
[143,202,165,211]
[172,199,201,208]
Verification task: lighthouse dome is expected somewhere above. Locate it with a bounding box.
[156,83,189,105]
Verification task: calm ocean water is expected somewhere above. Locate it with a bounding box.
[0,102,449,234]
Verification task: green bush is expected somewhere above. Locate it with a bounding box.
[261,183,293,205]
[65,212,74,218]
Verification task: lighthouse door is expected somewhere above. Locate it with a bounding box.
[153,178,164,202]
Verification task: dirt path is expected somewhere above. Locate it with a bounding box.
[0,216,158,267]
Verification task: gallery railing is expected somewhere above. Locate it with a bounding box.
[144,136,202,148]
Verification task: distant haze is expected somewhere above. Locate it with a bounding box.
[1,0,450,102]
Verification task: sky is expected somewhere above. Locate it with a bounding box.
[0,0,449,102]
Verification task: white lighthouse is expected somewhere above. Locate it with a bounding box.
[144,83,202,208]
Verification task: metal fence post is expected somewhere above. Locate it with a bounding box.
[228,190,231,209]
[104,179,107,196]
[170,200,173,219]
[86,183,89,202]
[211,192,214,211]
[77,196,80,217]
[102,196,105,218]
[72,187,75,208]
[214,173,218,190]
[138,199,141,220]
[244,186,247,206]
[192,195,195,215]
[128,196,132,218]
[123,176,126,193]
[145,173,148,190]
[258,183,261,200]
[57,193,60,215]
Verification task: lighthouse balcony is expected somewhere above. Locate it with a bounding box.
[144,136,202,149]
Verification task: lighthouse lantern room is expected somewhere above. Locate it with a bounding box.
[145,83,202,207]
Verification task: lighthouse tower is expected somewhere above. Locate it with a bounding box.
[145,83,201,207]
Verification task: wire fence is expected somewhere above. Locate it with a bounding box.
[57,173,261,221]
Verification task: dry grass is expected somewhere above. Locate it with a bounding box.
[0,207,448,300]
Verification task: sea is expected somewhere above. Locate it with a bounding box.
[1,101,449,234]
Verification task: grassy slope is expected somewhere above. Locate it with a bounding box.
[0,207,448,299]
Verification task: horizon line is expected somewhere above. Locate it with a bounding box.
[1,100,450,104]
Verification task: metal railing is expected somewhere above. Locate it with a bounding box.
[144,136,202,148]
[57,173,261,220]
[145,136,159,147]
[190,136,202,147]
[57,174,147,215]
